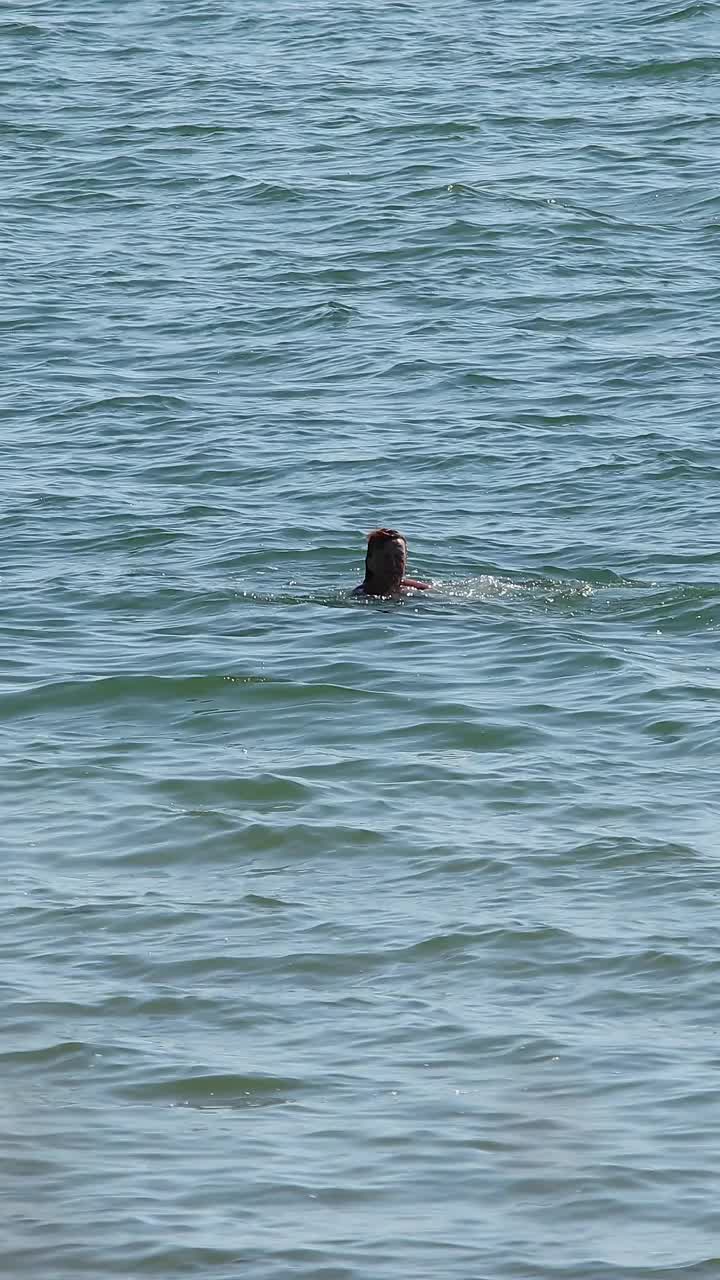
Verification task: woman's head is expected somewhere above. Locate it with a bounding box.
[363,528,408,593]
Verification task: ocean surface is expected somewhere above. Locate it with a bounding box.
[4,1,720,1276]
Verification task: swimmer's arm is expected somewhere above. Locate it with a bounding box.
[401,578,431,590]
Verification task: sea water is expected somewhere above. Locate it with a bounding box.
[4,2,720,1276]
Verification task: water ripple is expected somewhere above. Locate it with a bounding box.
[4,0,720,1276]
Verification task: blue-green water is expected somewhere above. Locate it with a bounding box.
[4,2,720,1276]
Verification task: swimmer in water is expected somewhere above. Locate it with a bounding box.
[353,528,431,597]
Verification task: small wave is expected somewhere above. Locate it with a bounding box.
[152,773,312,807]
[404,923,578,962]
[0,1040,91,1067]
[570,836,700,868]
[0,21,48,37]
[634,0,718,22]
[153,122,252,138]
[602,581,720,630]
[0,672,274,718]
[368,119,479,140]
[244,180,306,203]
[388,718,546,751]
[121,1072,302,1108]
[591,54,720,79]
[253,299,357,332]
[40,393,190,423]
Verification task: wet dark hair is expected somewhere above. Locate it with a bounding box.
[367,527,405,547]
